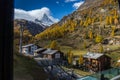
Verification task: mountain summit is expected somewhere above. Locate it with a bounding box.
[35,14,54,26]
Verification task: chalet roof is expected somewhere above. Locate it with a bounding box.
[83,52,104,59]
[34,48,45,52]
[42,49,58,55]
[22,44,34,48]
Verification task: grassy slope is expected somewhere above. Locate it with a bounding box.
[62,66,91,76]
[14,52,48,80]
[60,46,87,55]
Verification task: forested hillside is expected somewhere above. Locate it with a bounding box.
[34,0,120,51]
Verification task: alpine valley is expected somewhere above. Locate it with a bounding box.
[14,0,120,79]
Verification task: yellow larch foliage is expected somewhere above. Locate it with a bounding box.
[95,34,103,43]
[49,40,60,50]
[106,16,109,25]
[80,20,83,26]
[114,18,119,25]
[111,26,116,37]
[89,30,93,39]
[88,18,91,25]
[109,16,113,25]
[67,50,73,65]
[99,44,104,53]
[79,55,84,65]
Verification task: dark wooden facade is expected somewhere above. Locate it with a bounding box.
[84,55,111,72]
[43,51,64,60]
[43,50,64,64]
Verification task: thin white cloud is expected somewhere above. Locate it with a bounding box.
[14,7,59,23]
[15,9,34,21]
[65,0,78,3]
[56,1,59,4]
[73,1,84,9]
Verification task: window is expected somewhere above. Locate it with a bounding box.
[55,53,60,58]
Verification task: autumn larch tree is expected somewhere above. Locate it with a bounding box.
[114,18,119,25]
[67,50,73,65]
[95,34,103,43]
[49,40,60,50]
[89,30,93,39]
[111,26,116,37]
[99,44,104,53]
[83,40,87,49]
[79,55,84,65]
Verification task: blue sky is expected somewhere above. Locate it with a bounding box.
[15,0,84,21]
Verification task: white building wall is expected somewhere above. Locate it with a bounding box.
[22,47,29,54]
[22,44,38,55]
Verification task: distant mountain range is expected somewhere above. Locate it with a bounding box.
[14,9,59,35]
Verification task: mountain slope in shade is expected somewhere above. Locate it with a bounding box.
[14,19,45,36]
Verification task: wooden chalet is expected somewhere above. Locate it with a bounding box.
[83,52,111,72]
[22,44,38,55]
[42,49,64,60]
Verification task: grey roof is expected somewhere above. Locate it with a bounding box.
[22,44,35,48]
[83,52,104,59]
[34,48,45,52]
[42,49,58,55]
